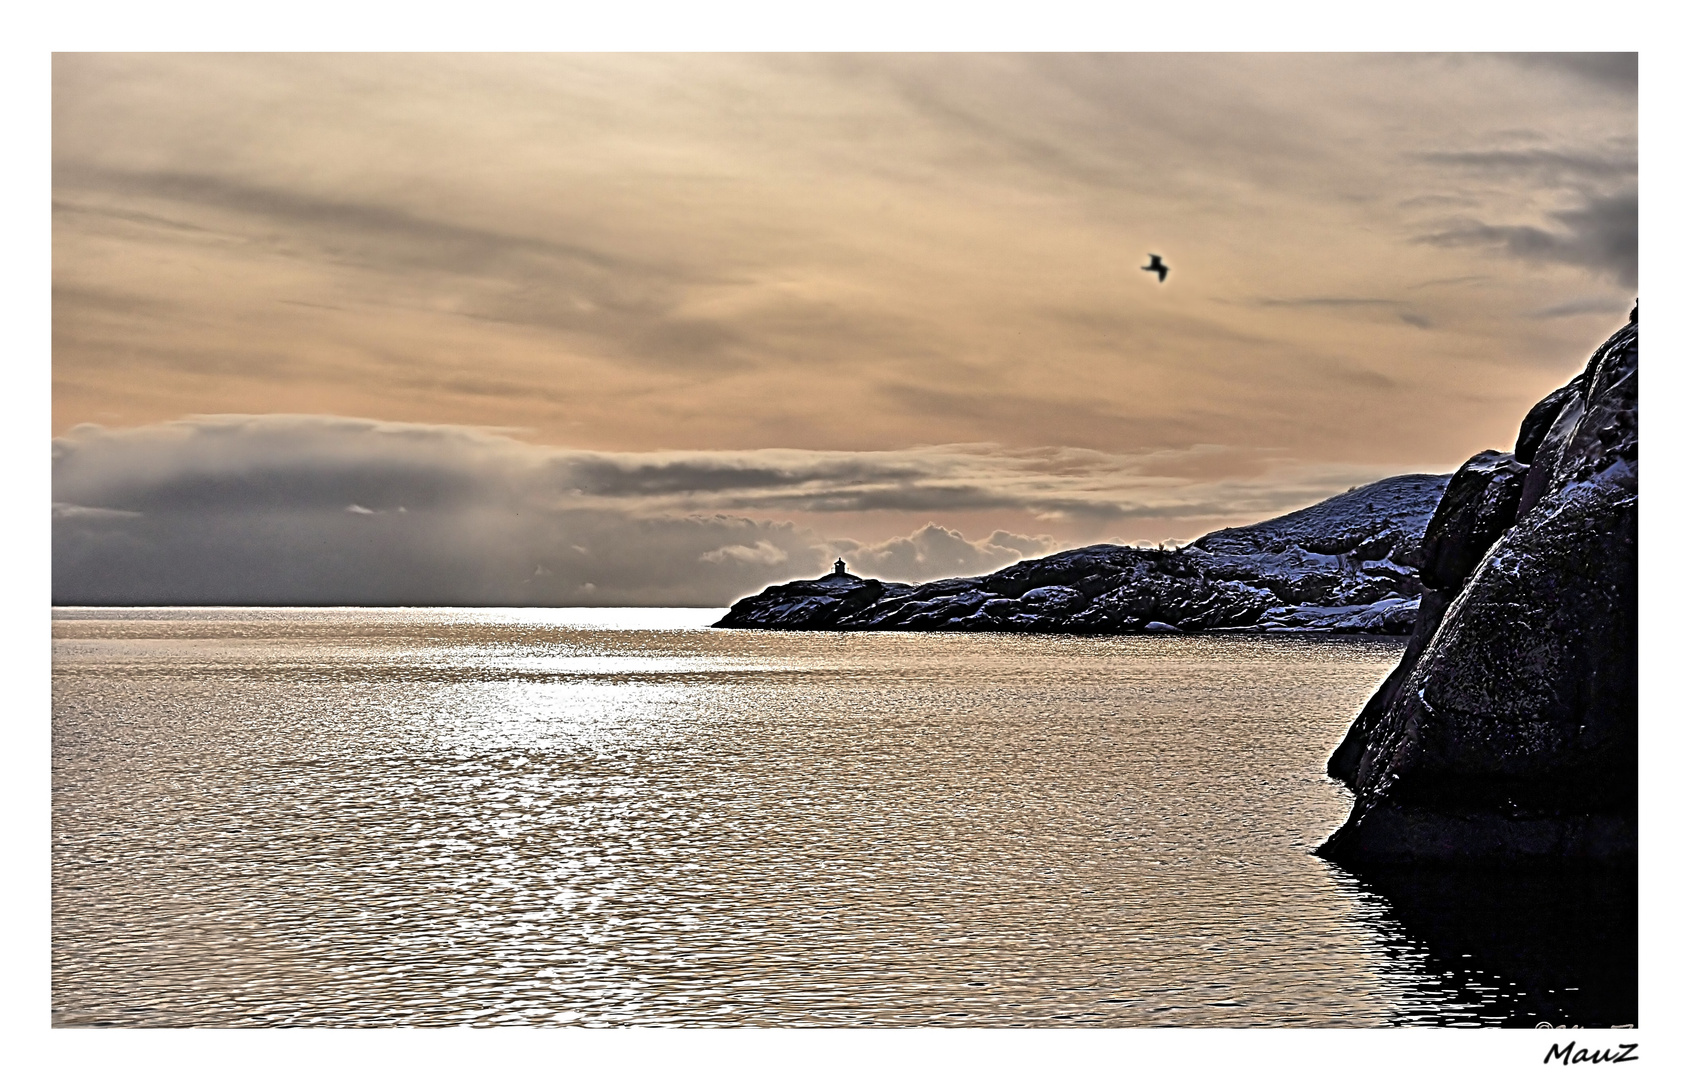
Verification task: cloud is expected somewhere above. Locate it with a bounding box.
[1528,297,1633,320]
[1256,297,1401,308]
[836,524,1056,583]
[1417,187,1637,288]
[51,502,141,521]
[53,166,767,375]
[699,540,788,566]
[1414,148,1636,184]
[1405,121,1635,290]
[562,442,1405,524]
[52,54,1638,474]
[52,416,830,605]
[1497,53,1637,94]
[61,167,629,277]
[52,415,1427,605]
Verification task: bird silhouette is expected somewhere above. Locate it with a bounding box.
[1142,254,1169,283]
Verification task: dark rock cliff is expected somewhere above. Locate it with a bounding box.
[1319,307,1637,867]
[715,473,1450,634]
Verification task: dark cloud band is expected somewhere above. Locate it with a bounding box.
[53,415,1418,605]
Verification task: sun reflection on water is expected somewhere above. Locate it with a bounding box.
[53,608,1623,1027]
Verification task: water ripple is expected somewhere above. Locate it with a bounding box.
[53,608,1601,1026]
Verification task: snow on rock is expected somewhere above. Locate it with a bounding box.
[1192,473,1449,563]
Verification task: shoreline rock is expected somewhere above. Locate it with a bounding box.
[1318,306,1637,868]
[715,473,1450,635]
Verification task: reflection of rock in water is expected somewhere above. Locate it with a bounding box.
[1345,865,1636,1027]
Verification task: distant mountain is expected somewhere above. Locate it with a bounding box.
[714,472,1451,635]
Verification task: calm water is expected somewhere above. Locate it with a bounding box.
[51,607,1634,1027]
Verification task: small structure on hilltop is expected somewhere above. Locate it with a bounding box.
[833,558,847,576]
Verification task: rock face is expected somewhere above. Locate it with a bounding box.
[1320,308,1637,867]
[714,473,1450,634]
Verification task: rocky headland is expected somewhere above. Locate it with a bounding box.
[1318,307,1637,867]
[715,473,1450,635]
[720,307,1638,877]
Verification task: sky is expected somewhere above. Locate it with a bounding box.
[50,52,1638,605]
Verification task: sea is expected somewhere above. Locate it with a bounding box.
[51,606,1635,1028]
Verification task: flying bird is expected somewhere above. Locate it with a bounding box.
[1142,254,1169,283]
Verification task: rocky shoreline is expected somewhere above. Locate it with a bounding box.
[1318,307,1637,867]
[715,473,1451,635]
[717,308,1638,872]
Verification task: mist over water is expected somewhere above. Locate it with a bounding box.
[52,608,1628,1027]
